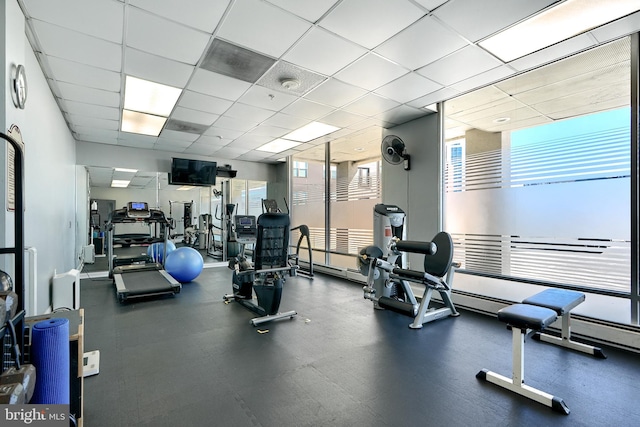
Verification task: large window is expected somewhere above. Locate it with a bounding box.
[443,37,633,324]
[291,146,326,266]
[291,127,383,269]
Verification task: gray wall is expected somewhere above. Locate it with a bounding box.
[382,113,441,239]
[2,0,78,315]
[382,113,441,269]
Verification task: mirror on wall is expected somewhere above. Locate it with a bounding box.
[83,166,267,271]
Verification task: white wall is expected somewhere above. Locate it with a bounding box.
[2,1,78,315]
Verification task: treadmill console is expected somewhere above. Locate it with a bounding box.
[234,215,257,244]
[126,202,151,219]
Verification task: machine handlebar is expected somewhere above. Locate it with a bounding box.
[394,240,436,255]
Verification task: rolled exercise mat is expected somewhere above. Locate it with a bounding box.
[30,318,70,404]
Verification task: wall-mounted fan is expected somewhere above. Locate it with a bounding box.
[381,135,410,170]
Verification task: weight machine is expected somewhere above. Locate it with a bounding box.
[262,199,314,278]
[358,204,459,329]
[224,213,297,326]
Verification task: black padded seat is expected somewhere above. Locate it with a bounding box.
[498,304,557,331]
[521,288,606,358]
[522,289,584,315]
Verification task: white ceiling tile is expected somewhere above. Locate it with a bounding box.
[374,15,468,70]
[374,73,442,104]
[238,85,298,111]
[281,98,334,120]
[178,91,233,115]
[118,138,156,150]
[236,151,275,161]
[450,65,516,93]
[57,82,120,107]
[118,132,158,145]
[283,27,367,76]
[68,114,119,130]
[48,56,121,91]
[417,45,503,86]
[265,0,339,23]
[64,101,120,120]
[217,0,311,58]
[75,127,119,139]
[230,134,274,149]
[224,103,276,123]
[204,127,244,140]
[412,0,447,10]
[188,69,251,101]
[508,34,596,72]
[171,107,219,126]
[319,110,366,128]
[433,0,557,42]
[213,146,251,158]
[153,140,189,151]
[23,0,124,43]
[406,86,461,108]
[126,8,211,64]
[78,134,118,145]
[591,11,640,44]
[248,125,289,138]
[183,143,217,155]
[130,0,231,33]
[159,130,200,142]
[319,0,424,49]
[213,116,259,132]
[334,53,408,91]
[304,78,367,108]
[32,21,121,71]
[195,135,231,147]
[343,93,400,117]
[125,48,194,88]
[261,113,310,130]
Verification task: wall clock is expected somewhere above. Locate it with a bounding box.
[11,64,27,109]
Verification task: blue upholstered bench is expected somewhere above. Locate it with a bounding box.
[477,303,570,415]
[523,289,606,359]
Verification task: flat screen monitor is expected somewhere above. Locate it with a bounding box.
[170,158,217,186]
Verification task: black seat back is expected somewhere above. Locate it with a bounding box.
[423,231,454,278]
[254,213,290,270]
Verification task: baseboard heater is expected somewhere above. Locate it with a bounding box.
[52,268,81,310]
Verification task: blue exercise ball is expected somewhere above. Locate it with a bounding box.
[164,247,204,283]
[147,241,176,263]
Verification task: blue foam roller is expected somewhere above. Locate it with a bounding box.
[30,318,70,404]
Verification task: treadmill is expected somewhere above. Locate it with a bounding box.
[106,202,181,303]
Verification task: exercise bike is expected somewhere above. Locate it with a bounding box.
[358,204,459,329]
[223,213,298,326]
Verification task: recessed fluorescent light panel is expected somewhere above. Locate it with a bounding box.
[121,110,167,136]
[124,76,182,116]
[257,139,302,153]
[114,168,138,173]
[283,122,340,142]
[111,180,130,188]
[479,0,640,62]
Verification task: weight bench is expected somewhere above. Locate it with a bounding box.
[477,304,570,415]
[523,289,606,359]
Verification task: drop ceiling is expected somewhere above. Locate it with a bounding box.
[17,0,640,187]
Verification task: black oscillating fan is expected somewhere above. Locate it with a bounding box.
[381,135,410,170]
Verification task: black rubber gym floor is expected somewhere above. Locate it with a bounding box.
[81,267,640,427]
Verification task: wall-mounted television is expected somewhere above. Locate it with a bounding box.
[170,158,217,186]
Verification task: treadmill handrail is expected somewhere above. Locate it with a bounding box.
[107,207,170,225]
